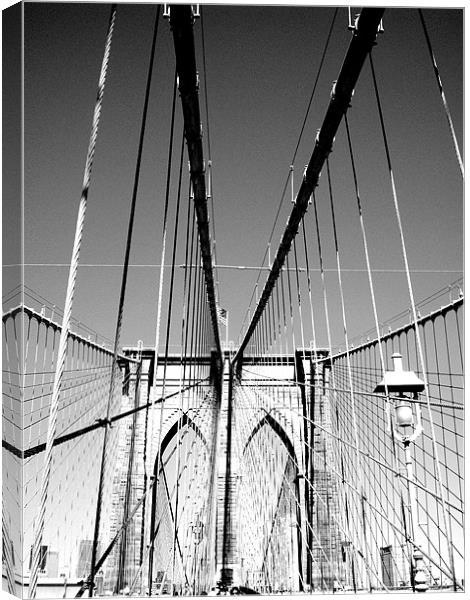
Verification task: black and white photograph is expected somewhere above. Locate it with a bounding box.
[2,2,464,598]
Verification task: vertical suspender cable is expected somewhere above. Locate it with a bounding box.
[311,192,333,364]
[233,8,385,365]
[88,7,161,595]
[180,179,195,387]
[301,216,318,357]
[151,69,178,386]
[311,189,367,587]
[165,134,186,593]
[238,6,339,340]
[147,71,178,593]
[291,7,338,164]
[343,113,393,433]
[346,107,424,585]
[28,7,117,598]
[344,112,414,574]
[326,158,376,590]
[369,52,458,591]
[300,215,317,589]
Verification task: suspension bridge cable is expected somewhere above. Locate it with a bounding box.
[341,104,411,572]
[28,7,117,597]
[156,394,215,591]
[235,284,462,585]
[325,157,373,590]
[238,8,340,342]
[234,8,385,363]
[140,347,153,571]
[237,384,385,590]
[293,408,458,586]
[161,467,191,588]
[200,9,219,289]
[174,185,199,592]
[166,133,186,594]
[180,180,195,382]
[261,397,463,515]
[88,8,161,591]
[170,4,222,357]
[128,397,215,594]
[369,51,458,591]
[74,433,210,600]
[343,113,390,389]
[298,221,320,588]
[418,9,463,177]
[239,385,338,590]
[19,262,463,274]
[3,376,207,458]
[301,216,318,356]
[292,7,339,164]
[199,10,212,161]
[147,68,178,592]
[235,386,309,590]
[116,356,143,592]
[311,187,367,587]
[151,69,178,377]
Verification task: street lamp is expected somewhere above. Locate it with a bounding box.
[374,353,428,592]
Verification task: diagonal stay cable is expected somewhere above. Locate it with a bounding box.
[2,377,208,460]
[418,9,463,177]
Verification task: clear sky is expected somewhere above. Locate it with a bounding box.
[19,2,463,350]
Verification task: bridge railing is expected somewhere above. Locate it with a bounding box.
[324,295,463,591]
[2,304,133,597]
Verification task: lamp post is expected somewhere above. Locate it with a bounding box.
[374,353,428,592]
